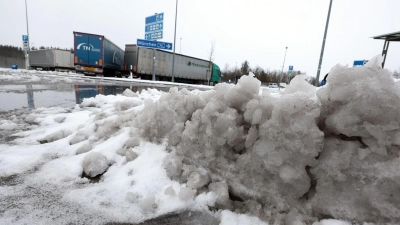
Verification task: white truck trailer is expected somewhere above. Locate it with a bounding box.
[30,49,74,72]
[124,44,221,85]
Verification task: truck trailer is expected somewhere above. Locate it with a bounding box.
[73,32,124,77]
[30,49,74,72]
[124,44,221,85]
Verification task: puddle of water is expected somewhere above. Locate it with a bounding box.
[0,84,171,111]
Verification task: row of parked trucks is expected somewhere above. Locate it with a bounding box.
[29,31,221,85]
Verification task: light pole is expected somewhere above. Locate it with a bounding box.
[171,0,178,82]
[180,38,182,54]
[25,0,31,70]
[315,0,333,86]
[152,13,157,81]
[279,47,288,90]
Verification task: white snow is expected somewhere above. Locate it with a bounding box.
[0,120,19,130]
[314,219,351,225]
[219,210,268,225]
[82,152,109,177]
[1,55,400,224]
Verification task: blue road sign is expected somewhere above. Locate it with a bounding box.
[145,31,163,40]
[22,35,29,41]
[353,60,368,67]
[145,13,164,24]
[289,65,293,71]
[137,39,173,51]
[145,22,163,33]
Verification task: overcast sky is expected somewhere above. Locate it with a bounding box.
[1,0,400,78]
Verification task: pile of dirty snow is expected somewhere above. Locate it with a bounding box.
[1,55,400,224]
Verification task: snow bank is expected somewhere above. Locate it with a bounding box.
[1,55,400,224]
[130,55,399,224]
[312,55,400,222]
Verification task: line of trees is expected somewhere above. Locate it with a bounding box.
[0,44,74,58]
[0,45,25,58]
[221,60,316,84]
[204,43,315,85]
[31,46,74,53]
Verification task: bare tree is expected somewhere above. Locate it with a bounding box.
[208,40,216,62]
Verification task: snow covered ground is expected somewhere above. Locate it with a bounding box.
[1,56,399,225]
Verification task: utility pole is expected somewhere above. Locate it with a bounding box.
[315,0,333,86]
[171,0,178,82]
[25,0,31,70]
[279,47,288,90]
[152,48,156,81]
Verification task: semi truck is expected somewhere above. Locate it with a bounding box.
[30,49,74,72]
[73,31,124,77]
[124,44,221,85]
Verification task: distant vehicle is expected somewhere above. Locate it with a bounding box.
[30,49,74,72]
[73,31,124,77]
[124,44,221,85]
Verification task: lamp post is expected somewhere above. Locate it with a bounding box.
[180,38,182,54]
[171,0,178,82]
[279,47,288,90]
[315,0,333,86]
[25,0,31,70]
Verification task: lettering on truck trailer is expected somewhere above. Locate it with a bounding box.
[187,61,208,68]
[76,43,101,52]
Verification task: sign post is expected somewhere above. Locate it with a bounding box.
[140,13,174,81]
[145,13,164,81]
[22,35,29,69]
[136,39,173,50]
[288,65,293,84]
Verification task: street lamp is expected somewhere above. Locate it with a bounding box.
[315,0,333,86]
[171,0,178,82]
[279,47,288,90]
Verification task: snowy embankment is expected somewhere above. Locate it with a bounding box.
[1,55,400,224]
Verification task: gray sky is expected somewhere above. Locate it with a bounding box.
[1,0,400,78]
